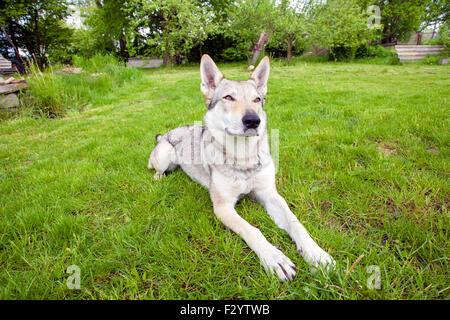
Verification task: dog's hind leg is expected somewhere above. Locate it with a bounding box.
[148,137,177,180]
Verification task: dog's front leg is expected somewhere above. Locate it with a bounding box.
[211,192,296,281]
[255,188,335,271]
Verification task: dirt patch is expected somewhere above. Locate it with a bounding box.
[320,199,331,211]
[426,148,439,155]
[430,197,448,213]
[403,200,416,212]
[381,233,389,245]
[376,142,396,156]
[385,197,399,214]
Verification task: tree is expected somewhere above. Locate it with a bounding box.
[0,0,73,67]
[272,0,308,61]
[126,0,215,64]
[437,21,450,54]
[0,0,29,58]
[306,0,377,60]
[419,0,449,40]
[82,0,131,60]
[357,0,429,44]
[226,0,278,64]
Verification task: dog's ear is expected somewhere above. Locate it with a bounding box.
[200,54,223,104]
[250,56,270,97]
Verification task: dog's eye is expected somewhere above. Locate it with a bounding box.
[223,95,234,101]
[253,97,261,103]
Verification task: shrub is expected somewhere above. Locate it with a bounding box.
[355,45,392,59]
[220,45,248,62]
[426,38,444,45]
[265,41,306,60]
[438,22,450,55]
[329,46,358,61]
[421,55,441,64]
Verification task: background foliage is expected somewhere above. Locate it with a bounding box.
[1,0,448,64]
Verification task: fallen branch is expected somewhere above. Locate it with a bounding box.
[344,253,365,281]
[324,284,343,291]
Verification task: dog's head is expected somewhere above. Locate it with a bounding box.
[200,54,269,138]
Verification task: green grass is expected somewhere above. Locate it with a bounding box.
[0,61,449,299]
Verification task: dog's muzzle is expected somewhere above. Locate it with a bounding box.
[242,113,260,130]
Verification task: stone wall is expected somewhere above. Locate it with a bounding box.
[0,76,28,113]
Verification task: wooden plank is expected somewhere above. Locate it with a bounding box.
[0,82,29,95]
[0,68,17,75]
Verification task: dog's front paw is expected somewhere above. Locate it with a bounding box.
[153,172,164,180]
[298,243,335,272]
[259,245,296,281]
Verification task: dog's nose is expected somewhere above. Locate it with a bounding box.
[242,113,260,130]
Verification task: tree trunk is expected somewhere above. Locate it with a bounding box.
[119,35,129,61]
[287,38,293,61]
[416,32,422,45]
[431,22,437,39]
[312,44,319,55]
[163,53,173,67]
[250,32,270,66]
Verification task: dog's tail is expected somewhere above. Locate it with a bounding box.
[155,134,162,142]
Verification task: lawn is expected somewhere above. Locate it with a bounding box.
[0,60,448,299]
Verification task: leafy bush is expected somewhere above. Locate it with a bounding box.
[421,55,441,64]
[329,43,392,61]
[355,45,393,59]
[329,46,358,61]
[272,55,330,67]
[424,23,449,53]
[47,47,73,66]
[70,28,104,59]
[420,53,449,65]
[426,38,444,45]
[360,55,401,65]
[220,44,249,62]
[352,45,400,65]
[438,22,450,55]
[265,37,306,59]
[22,54,142,117]
[187,34,237,63]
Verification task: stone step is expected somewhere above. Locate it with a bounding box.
[398,53,441,56]
[396,51,443,55]
[395,45,445,60]
[395,45,444,49]
[399,56,432,61]
[396,48,443,52]
[398,52,443,56]
[398,55,439,60]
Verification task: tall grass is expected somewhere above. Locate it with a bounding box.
[22,54,143,117]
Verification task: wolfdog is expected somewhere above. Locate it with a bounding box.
[148,55,335,280]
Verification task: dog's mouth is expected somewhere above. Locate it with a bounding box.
[225,128,259,137]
